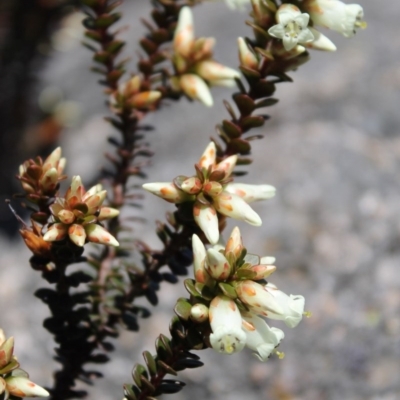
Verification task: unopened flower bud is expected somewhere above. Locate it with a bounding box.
[190,303,209,323]
[203,181,223,197]
[238,37,259,70]
[206,248,232,281]
[5,376,49,398]
[181,177,203,194]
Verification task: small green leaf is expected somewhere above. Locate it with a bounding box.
[218,282,238,299]
[222,120,242,138]
[157,360,177,376]
[233,93,255,116]
[174,297,192,321]
[241,116,264,132]
[255,98,279,108]
[183,279,200,298]
[143,351,157,376]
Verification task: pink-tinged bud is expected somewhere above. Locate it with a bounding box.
[225,226,243,259]
[246,264,276,280]
[21,182,35,194]
[125,75,141,95]
[179,74,213,107]
[142,182,194,204]
[66,176,83,202]
[43,223,68,242]
[238,37,259,70]
[58,157,66,175]
[195,60,240,83]
[206,248,232,281]
[83,184,103,199]
[262,283,305,328]
[225,183,275,203]
[203,181,223,198]
[84,190,107,214]
[198,142,216,170]
[0,336,14,368]
[131,91,161,109]
[68,224,86,247]
[190,303,209,323]
[173,7,194,57]
[213,192,262,226]
[192,234,213,285]
[5,376,49,398]
[43,146,62,170]
[57,209,75,225]
[215,155,237,178]
[209,295,246,354]
[192,37,215,61]
[235,280,283,316]
[193,203,219,245]
[98,207,120,221]
[305,28,337,51]
[242,313,284,361]
[85,224,119,247]
[40,168,58,192]
[251,0,276,27]
[181,177,203,194]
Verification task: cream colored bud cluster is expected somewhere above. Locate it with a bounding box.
[171,7,240,106]
[18,147,66,197]
[143,142,275,244]
[43,175,120,247]
[185,227,305,360]
[110,75,161,113]
[0,329,49,399]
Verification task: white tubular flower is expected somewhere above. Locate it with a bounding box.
[268,4,314,51]
[225,183,276,203]
[263,283,305,328]
[306,27,337,51]
[302,0,366,38]
[242,314,285,361]
[235,280,284,316]
[209,296,246,354]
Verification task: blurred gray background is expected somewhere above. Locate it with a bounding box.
[1,1,399,399]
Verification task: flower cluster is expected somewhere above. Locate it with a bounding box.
[0,329,49,398]
[143,142,275,244]
[17,147,66,198]
[179,227,305,360]
[43,175,119,247]
[110,75,161,114]
[268,1,366,51]
[171,7,240,106]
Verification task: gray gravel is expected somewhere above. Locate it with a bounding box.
[1,1,400,399]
